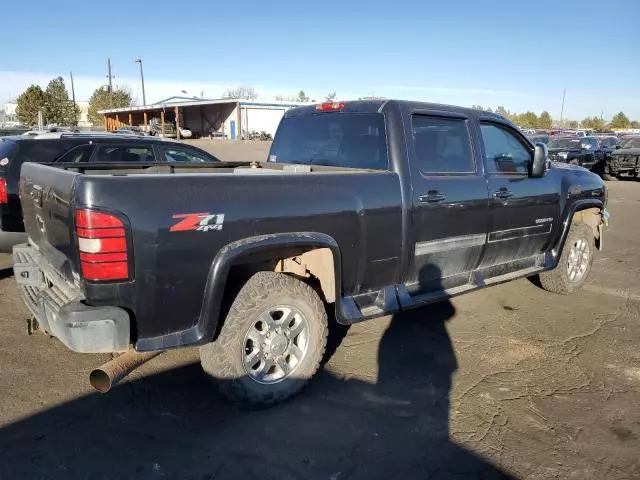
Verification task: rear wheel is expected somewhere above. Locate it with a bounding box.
[538,222,594,295]
[200,272,328,408]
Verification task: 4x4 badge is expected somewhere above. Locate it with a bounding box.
[170,213,225,232]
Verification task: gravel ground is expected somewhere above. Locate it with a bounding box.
[0,181,638,479]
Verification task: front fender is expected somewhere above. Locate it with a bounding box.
[548,198,605,268]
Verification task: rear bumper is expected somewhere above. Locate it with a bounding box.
[12,243,130,353]
[0,229,27,253]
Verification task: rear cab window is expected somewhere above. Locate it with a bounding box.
[269,113,388,170]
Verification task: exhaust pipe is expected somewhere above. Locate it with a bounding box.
[90,350,163,393]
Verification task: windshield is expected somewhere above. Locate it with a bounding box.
[269,113,388,170]
[599,137,617,148]
[548,138,582,149]
[0,140,18,172]
[619,137,640,149]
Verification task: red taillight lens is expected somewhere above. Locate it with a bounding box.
[315,101,345,112]
[0,178,7,204]
[76,209,129,281]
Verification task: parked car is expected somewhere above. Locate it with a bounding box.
[0,132,220,252]
[605,135,640,180]
[527,133,549,145]
[593,135,618,163]
[547,136,605,172]
[13,100,608,408]
[115,126,147,136]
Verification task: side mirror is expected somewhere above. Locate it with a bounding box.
[531,143,547,178]
[615,145,622,149]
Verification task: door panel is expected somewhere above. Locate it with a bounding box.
[478,122,560,269]
[406,114,490,293]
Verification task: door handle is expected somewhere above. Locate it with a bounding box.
[418,191,446,203]
[493,188,514,200]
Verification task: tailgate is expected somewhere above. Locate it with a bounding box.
[19,162,80,275]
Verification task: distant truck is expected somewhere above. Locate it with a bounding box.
[13,100,609,407]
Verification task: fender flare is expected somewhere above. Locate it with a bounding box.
[549,198,604,267]
[199,232,342,342]
[136,232,342,351]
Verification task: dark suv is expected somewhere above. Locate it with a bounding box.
[547,136,604,172]
[0,132,220,251]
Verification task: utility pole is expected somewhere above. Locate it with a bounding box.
[560,89,566,127]
[107,58,114,107]
[69,71,77,126]
[134,58,146,106]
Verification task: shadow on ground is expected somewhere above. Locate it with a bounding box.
[0,267,13,281]
[0,266,513,479]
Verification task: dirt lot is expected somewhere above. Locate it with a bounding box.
[184,139,271,162]
[0,181,639,479]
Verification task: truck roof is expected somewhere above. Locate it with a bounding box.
[284,99,510,124]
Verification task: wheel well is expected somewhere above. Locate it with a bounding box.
[572,207,602,248]
[219,247,336,325]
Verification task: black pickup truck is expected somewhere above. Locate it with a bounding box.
[547,136,605,173]
[13,100,609,407]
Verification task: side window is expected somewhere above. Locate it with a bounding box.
[55,144,93,163]
[92,145,154,163]
[162,146,219,163]
[412,115,474,174]
[480,124,532,175]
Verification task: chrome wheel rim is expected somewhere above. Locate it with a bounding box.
[242,305,310,384]
[567,237,589,282]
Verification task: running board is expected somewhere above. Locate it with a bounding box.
[338,255,546,325]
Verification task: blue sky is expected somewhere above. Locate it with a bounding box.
[2,0,639,120]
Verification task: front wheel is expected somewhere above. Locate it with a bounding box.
[200,272,328,408]
[538,222,594,295]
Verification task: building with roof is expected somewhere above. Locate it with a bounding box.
[98,97,309,139]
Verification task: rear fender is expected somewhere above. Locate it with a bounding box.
[201,232,342,342]
[136,232,342,351]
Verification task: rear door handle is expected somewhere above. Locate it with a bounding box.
[418,191,446,203]
[493,188,514,200]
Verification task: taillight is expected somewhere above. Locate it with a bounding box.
[316,101,345,112]
[0,178,7,204]
[76,209,129,281]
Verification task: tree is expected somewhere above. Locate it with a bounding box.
[325,92,337,102]
[297,90,309,102]
[223,86,258,100]
[610,111,630,129]
[631,120,640,129]
[88,86,133,127]
[471,104,484,110]
[16,85,46,126]
[495,106,515,122]
[517,111,538,128]
[43,77,76,126]
[582,116,605,132]
[567,120,579,129]
[539,111,552,129]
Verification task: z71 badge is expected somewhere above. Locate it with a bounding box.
[170,213,225,232]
